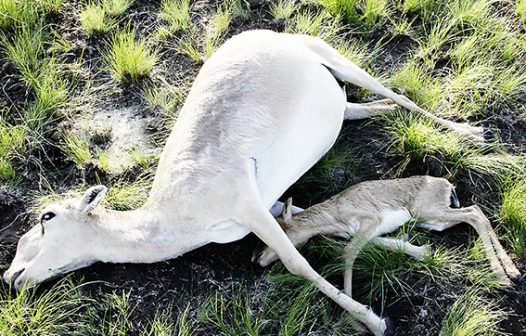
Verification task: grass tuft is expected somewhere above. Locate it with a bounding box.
[104,27,158,83]
[103,0,133,16]
[500,179,526,258]
[160,0,191,31]
[63,133,93,166]
[440,290,509,336]
[79,4,111,34]
[517,0,526,21]
[270,0,295,20]
[106,177,151,210]
[390,61,441,110]
[0,278,90,335]
[0,122,25,181]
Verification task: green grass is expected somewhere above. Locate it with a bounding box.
[159,0,191,31]
[319,0,360,26]
[403,0,436,15]
[98,290,134,336]
[1,22,46,85]
[79,4,112,34]
[229,0,249,18]
[500,179,526,258]
[0,0,36,29]
[517,0,526,21]
[287,10,325,35]
[63,133,93,166]
[0,0,61,29]
[106,177,151,210]
[175,8,231,65]
[0,278,90,336]
[198,291,264,335]
[440,290,509,336]
[384,113,521,179]
[270,0,296,20]
[0,122,24,181]
[336,39,369,67]
[360,0,388,27]
[104,27,158,83]
[390,61,441,110]
[1,22,68,130]
[102,0,133,16]
[142,84,182,115]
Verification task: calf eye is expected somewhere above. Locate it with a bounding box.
[41,212,56,222]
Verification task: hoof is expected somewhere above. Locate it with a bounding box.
[511,274,522,285]
[382,318,396,336]
[503,283,517,295]
[251,250,263,264]
[483,128,495,142]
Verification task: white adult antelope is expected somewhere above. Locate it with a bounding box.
[254,176,521,296]
[4,30,488,336]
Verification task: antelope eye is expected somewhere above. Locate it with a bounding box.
[41,212,56,222]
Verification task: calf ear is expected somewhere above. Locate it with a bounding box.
[281,197,293,221]
[80,185,108,215]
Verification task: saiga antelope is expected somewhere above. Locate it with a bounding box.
[4,30,490,336]
[254,176,521,298]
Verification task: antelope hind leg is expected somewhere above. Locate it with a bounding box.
[311,39,489,145]
[344,99,398,120]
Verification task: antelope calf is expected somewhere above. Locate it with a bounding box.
[254,176,521,295]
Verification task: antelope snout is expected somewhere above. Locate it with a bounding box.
[3,268,25,287]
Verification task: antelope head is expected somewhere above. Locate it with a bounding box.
[3,186,108,289]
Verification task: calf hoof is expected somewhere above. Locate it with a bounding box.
[382,318,396,336]
[251,248,263,264]
[511,273,523,284]
[483,128,496,142]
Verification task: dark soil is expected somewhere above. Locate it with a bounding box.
[1,0,525,335]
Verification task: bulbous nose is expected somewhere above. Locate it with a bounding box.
[3,268,25,287]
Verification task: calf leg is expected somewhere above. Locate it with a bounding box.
[343,217,381,297]
[417,206,519,285]
[240,198,392,335]
[371,237,430,260]
[255,226,429,267]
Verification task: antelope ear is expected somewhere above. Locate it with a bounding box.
[80,185,108,215]
[281,197,293,221]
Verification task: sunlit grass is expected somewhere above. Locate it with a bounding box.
[103,0,133,16]
[517,0,526,21]
[106,177,151,210]
[270,0,295,20]
[360,0,388,27]
[160,0,190,31]
[63,133,93,166]
[0,278,90,336]
[440,290,509,336]
[500,179,526,258]
[79,4,111,34]
[1,22,46,84]
[0,122,25,181]
[390,61,441,110]
[104,27,158,83]
[0,0,61,29]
